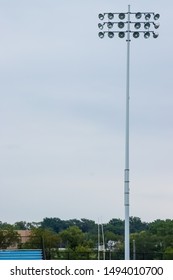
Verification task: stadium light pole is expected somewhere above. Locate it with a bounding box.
[98,5,160,260]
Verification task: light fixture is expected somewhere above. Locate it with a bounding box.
[133,32,140,38]
[134,22,141,29]
[108,13,114,20]
[108,32,114,38]
[98,13,104,20]
[144,22,150,29]
[153,32,159,38]
[145,13,151,20]
[144,31,150,39]
[118,22,125,29]
[135,12,142,19]
[98,32,104,38]
[119,13,125,20]
[154,13,160,20]
[154,23,160,29]
[98,23,104,30]
[118,31,125,38]
[107,22,113,29]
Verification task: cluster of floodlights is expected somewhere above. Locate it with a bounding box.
[98,12,160,39]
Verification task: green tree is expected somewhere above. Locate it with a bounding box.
[59,226,86,250]
[130,217,148,233]
[59,226,94,259]
[80,219,97,233]
[23,228,60,249]
[0,229,20,249]
[14,221,29,230]
[163,247,173,260]
[22,228,60,259]
[105,218,124,235]
[0,221,14,230]
[41,217,67,233]
[130,231,164,259]
[148,219,173,236]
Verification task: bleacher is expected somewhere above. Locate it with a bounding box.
[0,249,43,260]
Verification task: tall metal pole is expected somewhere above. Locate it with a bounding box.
[98,221,100,260]
[124,4,130,260]
[133,239,136,260]
[101,223,105,260]
[98,6,160,261]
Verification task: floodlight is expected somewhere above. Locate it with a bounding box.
[153,32,159,38]
[154,13,160,20]
[108,13,114,20]
[108,32,114,38]
[98,13,104,20]
[98,23,104,30]
[154,23,160,29]
[134,22,141,29]
[119,13,125,20]
[118,22,125,29]
[133,32,140,38]
[98,32,104,38]
[118,32,125,38]
[107,22,113,29]
[145,13,151,20]
[135,12,142,19]
[144,22,150,29]
[144,32,150,39]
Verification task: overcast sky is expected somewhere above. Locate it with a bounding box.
[0,0,172,224]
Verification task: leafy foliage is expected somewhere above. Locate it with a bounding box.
[0,229,20,249]
[1,217,173,259]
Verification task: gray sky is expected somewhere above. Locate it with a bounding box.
[0,0,172,224]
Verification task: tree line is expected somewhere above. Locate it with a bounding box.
[0,217,173,259]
